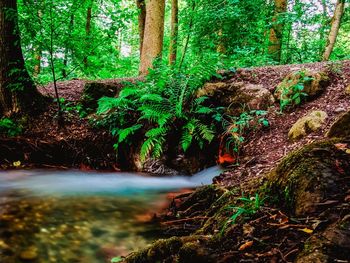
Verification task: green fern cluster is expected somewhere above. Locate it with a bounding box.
[96,61,222,162]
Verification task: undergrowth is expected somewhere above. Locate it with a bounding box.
[96,59,223,162]
[0,118,22,137]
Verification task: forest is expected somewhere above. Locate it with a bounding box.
[0,0,349,262]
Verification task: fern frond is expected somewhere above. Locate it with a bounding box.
[118,124,142,143]
[139,94,164,103]
[145,127,168,138]
[140,138,154,162]
[195,106,214,114]
[196,122,215,143]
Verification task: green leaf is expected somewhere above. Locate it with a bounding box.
[118,124,142,143]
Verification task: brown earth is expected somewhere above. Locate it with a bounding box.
[215,60,350,187]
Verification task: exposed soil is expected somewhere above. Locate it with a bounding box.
[215,60,350,187]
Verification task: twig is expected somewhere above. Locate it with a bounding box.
[161,216,208,225]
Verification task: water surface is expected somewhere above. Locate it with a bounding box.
[0,167,221,263]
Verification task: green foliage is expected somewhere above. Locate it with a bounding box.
[221,193,265,234]
[96,60,222,162]
[111,257,123,263]
[0,118,22,137]
[223,110,268,154]
[279,70,312,112]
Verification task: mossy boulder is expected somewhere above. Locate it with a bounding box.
[196,82,274,114]
[265,139,350,216]
[274,70,330,102]
[327,110,350,139]
[288,111,328,141]
[80,78,140,112]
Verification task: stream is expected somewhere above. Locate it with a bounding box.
[0,167,221,263]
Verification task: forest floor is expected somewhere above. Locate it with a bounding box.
[214,60,350,187]
[1,60,349,262]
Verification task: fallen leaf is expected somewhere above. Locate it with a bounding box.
[239,241,254,251]
[13,161,21,167]
[299,228,313,234]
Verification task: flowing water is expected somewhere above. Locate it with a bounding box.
[0,167,221,263]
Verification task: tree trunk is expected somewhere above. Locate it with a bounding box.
[136,0,146,58]
[322,0,345,61]
[139,0,165,75]
[62,13,74,79]
[83,1,93,69]
[268,0,287,63]
[169,0,178,65]
[33,47,42,77]
[0,0,42,117]
[33,6,42,77]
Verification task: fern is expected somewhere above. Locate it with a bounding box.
[96,58,223,164]
[118,124,142,143]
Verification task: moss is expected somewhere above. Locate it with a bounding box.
[178,242,209,263]
[80,82,123,112]
[288,110,328,141]
[263,138,349,216]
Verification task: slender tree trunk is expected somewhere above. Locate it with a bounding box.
[32,0,42,77]
[33,47,42,77]
[268,0,287,63]
[83,1,93,69]
[179,1,196,70]
[33,8,42,77]
[0,0,42,117]
[318,0,328,59]
[136,0,146,58]
[139,0,166,75]
[169,0,178,65]
[217,28,226,54]
[322,0,345,61]
[62,13,74,78]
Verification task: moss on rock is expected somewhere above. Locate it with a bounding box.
[264,139,350,216]
[288,110,328,141]
[275,70,330,102]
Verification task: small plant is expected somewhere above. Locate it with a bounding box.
[222,110,268,154]
[278,70,312,112]
[54,98,88,118]
[0,118,22,137]
[221,193,265,234]
[325,61,343,76]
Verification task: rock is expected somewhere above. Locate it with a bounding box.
[80,82,121,113]
[196,82,274,114]
[327,110,350,138]
[196,82,229,98]
[233,84,275,111]
[288,111,328,141]
[20,246,38,260]
[275,70,330,103]
[296,215,350,263]
[265,140,350,216]
[345,85,350,95]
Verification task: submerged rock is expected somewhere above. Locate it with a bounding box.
[327,110,350,139]
[20,246,38,260]
[288,111,328,140]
